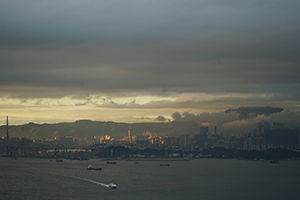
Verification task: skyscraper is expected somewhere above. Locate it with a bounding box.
[6,116,9,155]
[298,129,300,149]
[200,126,209,136]
[214,126,217,135]
[128,127,132,143]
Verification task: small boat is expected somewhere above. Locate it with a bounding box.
[269,160,280,164]
[56,159,63,162]
[87,164,102,170]
[160,163,170,166]
[108,183,117,189]
[106,161,116,164]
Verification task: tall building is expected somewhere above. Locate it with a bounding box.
[252,128,257,137]
[128,127,132,143]
[257,124,263,135]
[298,129,300,149]
[272,122,284,130]
[214,126,217,135]
[220,132,224,138]
[94,136,101,144]
[56,136,75,147]
[6,116,9,155]
[200,126,209,136]
[180,134,189,146]
[128,127,131,137]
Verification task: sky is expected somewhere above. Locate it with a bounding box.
[0,0,300,134]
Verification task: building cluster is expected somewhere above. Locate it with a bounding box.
[1,122,300,153]
[242,122,299,151]
[0,136,94,150]
[92,123,300,151]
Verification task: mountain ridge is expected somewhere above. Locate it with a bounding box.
[1,106,296,140]
[0,120,199,140]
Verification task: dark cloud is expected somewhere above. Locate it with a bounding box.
[171,107,300,135]
[225,107,284,120]
[155,115,167,122]
[173,110,240,127]
[222,110,300,134]
[182,112,197,121]
[171,112,181,120]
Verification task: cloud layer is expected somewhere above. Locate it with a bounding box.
[169,108,300,135]
[0,1,299,127]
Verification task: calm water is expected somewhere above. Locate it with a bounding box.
[0,157,299,200]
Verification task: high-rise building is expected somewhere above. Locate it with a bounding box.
[94,136,101,144]
[252,128,257,137]
[200,126,209,136]
[6,116,9,155]
[214,126,217,135]
[128,127,132,143]
[56,136,75,147]
[220,132,224,138]
[257,124,263,135]
[272,122,284,130]
[298,129,300,148]
[180,134,189,146]
[128,127,131,138]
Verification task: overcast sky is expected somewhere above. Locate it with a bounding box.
[0,0,299,133]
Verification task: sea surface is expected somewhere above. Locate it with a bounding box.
[0,157,299,200]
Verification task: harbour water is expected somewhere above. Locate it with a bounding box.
[1,157,299,200]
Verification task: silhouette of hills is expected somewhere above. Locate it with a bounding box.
[0,120,201,140]
[0,106,297,141]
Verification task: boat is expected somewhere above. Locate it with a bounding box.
[269,160,280,164]
[160,163,170,166]
[106,161,116,164]
[108,183,117,189]
[87,164,102,170]
[56,159,63,162]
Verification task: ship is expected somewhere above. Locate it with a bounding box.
[106,161,116,164]
[108,183,117,189]
[160,163,170,166]
[269,160,280,164]
[87,164,102,170]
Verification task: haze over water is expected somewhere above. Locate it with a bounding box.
[1,158,299,200]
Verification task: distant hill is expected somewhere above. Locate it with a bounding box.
[2,106,292,140]
[0,120,201,140]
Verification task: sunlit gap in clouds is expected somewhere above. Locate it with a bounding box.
[0,95,177,125]
[1,91,295,126]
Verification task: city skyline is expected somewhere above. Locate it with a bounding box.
[0,1,299,133]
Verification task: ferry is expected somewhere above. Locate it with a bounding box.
[87,164,102,170]
[109,183,117,189]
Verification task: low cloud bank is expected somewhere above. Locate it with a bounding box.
[168,107,299,135]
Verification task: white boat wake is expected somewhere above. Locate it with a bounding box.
[40,170,116,189]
